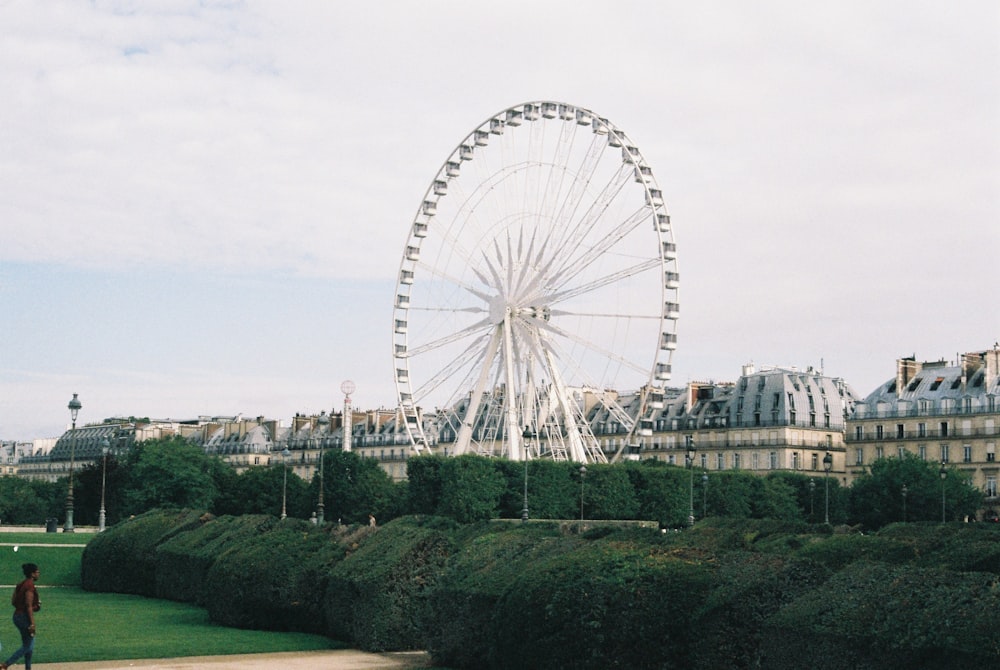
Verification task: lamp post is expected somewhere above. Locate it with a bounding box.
[809,479,816,522]
[822,451,833,524]
[901,484,908,522]
[316,411,329,524]
[64,393,82,533]
[701,472,708,519]
[98,437,109,532]
[579,465,587,523]
[686,443,696,527]
[280,447,292,520]
[940,463,947,523]
[521,426,533,523]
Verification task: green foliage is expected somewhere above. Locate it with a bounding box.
[437,455,507,523]
[154,514,280,605]
[323,516,455,651]
[81,508,207,595]
[492,540,715,669]
[206,518,346,633]
[71,454,127,526]
[849,453,984,529]
[121,436,223,515]
[763,560,1000,667]
[0,475,60,525]
[311,450,398,525]
[581,462,640,520]
[405,455,444,514]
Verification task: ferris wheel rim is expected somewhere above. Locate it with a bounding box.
[392,100,680,462]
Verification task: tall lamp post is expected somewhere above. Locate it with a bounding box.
[521,427,534,523]
[809,479,816,522]
[686,443,696,527]
[901,484,908,522]
[98,437,109,532]
[579,465,587,523]
[64,393,82,533]
[280,447,292,520]
[701,472,708,519]
[822,451,833,524]
[316,411,329,524]
[940,462,947,523]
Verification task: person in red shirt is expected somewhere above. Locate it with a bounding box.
[2,563,40,670]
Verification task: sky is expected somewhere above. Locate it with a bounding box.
[1,1,997,441]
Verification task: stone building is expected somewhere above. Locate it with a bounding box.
[846,348,1000,519]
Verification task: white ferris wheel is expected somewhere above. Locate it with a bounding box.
[392,101,679,463]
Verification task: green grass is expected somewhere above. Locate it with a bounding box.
[29,588,342,663]
[1,542,85,587]
[0,534,342,663]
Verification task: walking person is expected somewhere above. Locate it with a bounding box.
[2,563,41,670]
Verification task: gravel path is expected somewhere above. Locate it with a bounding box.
[32,650,432,669]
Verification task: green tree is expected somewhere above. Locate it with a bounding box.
[406,455,444,515]
[120,436,222,515]
[72,453,127,526]
[309,449,399,525]
[437,454,506,523]
[850,454,984,529]
[0,476,59,525]
[626,460,688,527]
[583,462,639,520]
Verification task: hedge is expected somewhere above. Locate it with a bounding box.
[81,508,207,595]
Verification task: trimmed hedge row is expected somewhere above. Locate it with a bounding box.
[81,511,1000,667]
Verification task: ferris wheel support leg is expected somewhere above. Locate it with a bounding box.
[502,313,523,461]
[455,328,503,455]
[543,348,589,462]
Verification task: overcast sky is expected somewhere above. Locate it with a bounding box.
[1,1,997,441]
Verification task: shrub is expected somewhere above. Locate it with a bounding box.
[206,518,346,633]
[81,508,206,595]
[323,516,455,651]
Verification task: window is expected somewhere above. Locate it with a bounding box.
[700,454,707,469]
[941,444,950,463]
[987,477,998,498]
[769,452,778,469]
[875,446,884,459]
[930,377,944,391]
[898,446,906,459]
[855,448,864,466]
[716,453,724,470]
[988,444,996,462]
[876,425,884,440]
[896,424,905,439]
[812,453,818,470]
[963,445,972,463]
[918,423,926,438]
[752,452,760,470]
[733,453,741,469]
[918,444,927,460]
[940,422,949,437]
[855,426,864,440]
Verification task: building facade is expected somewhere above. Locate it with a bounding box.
[846,348,1000,519]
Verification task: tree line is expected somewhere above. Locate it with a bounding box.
[0,436,984,530]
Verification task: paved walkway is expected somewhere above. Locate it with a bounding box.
[32,650,432,669]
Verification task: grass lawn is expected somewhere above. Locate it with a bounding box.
[23,588,341,664]
[1,533,343,663]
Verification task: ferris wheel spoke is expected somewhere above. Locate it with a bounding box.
[414,262,494,304]
[403,318,492,358]
[537,318,652,377]
[545,257,662,306]
[410,332,492,406]
[549,204,651,291]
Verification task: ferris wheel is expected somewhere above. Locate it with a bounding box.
[392,101,679,463]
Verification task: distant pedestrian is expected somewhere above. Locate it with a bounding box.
[368,513,376,528]
[2,563,41,670]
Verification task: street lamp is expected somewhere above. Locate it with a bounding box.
[701,472,708,519]
[316,411,329,524]
[579,465,587,523]
[521,426,534,523]
[901,484,908,522]
[822,451,833,524]
[280,447,292,520]
[809,479,816,522]
[686,442,696,527]
[64,393,82,533]
[98,437,110,532]
[940,463,947,523]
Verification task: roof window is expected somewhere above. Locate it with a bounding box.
[929,377,945,391]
